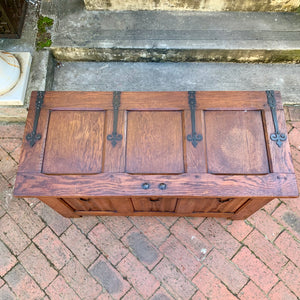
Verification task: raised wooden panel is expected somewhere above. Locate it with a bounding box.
[176,198,249,214]
[126,111,184,174]
[63,197,133,213]
[42,110,105,174]
[131,197,177,212]
[205,110,269,174]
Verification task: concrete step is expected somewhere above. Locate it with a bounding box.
[83,0,300,12]
[50,9,300,63]
[52,61,300,105]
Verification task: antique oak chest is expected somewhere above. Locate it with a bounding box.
[14,91,298,219]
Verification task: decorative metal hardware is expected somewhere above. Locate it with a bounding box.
[158,183,167,190]
[142,183,150,190]
[26,91,45,147]
[187,91,203,148]
[107,91,122,147]
[266,90,286,148]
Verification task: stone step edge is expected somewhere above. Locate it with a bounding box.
[51,47,300,63]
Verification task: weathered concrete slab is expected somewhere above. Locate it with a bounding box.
[83,0,300,12]
[50,10,300,63]
[52,62,300,104]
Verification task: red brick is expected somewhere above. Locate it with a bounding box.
[150,287,175,300]
[0,279,3,288]
[4,264,45,299]
[152,257,196,299]
[272,203,300,240]
[130,216,169,246]
[0,206,4,219]
[72,216,99,234]
[122,227,162,270]
[33,227,72,270]
[0,285,16,299]
[275,231,300,268]
[288,128,300,151]
[0,148,18,180]
[10,145,21,163]
[117,252,160,299]
[263,198,281,215]
[185,216,206,228]
[198,218,241,258]
[122,288,143,300]
[291,121,300,130]
[0,173,10,194]
[192,290,208,300]
[284,107,290,121]
[238,281,268,300]
[170,218,212,261]
[156,216,178,228]
[244,230,288,274]
[291,147,300,166]
[232,247,278,294]
[33,202,72,236]
[247,209,283,241]
[18,243,57,289]
[0,138,22,154]
[5,197,45,239]
[101,216,133,239]
[286,121,293,132]
[204,249,248,294]
[282,196,300,217]
[96,293,113,300]
[288,107,300,122]
[61,258,102,299]
[269,281,298,300]
[279,261,300,296]
[222,220,253,241]
[193,267,237,300]
[89,255,130,299]
[46,276,80,300]
[88,223,128,265]
[61,224,99,268]
[159,235,201,279]
[0,124,25,138]
[0,214,30,255]
[0,240,17,277]
[23,197,40,207]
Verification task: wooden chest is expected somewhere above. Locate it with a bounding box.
[14,91,298,219]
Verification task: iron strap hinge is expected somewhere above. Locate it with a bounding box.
[266,90,286,148]
[107,91,123,147]
[187,91,203,148]
[26,91,45,147]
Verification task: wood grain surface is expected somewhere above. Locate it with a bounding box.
[14,91,298,219]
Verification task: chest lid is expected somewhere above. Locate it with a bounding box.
[14,91,298,198]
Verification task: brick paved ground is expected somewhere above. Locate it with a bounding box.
[0,107,299,300]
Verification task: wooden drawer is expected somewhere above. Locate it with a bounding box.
[14,91,298,219]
